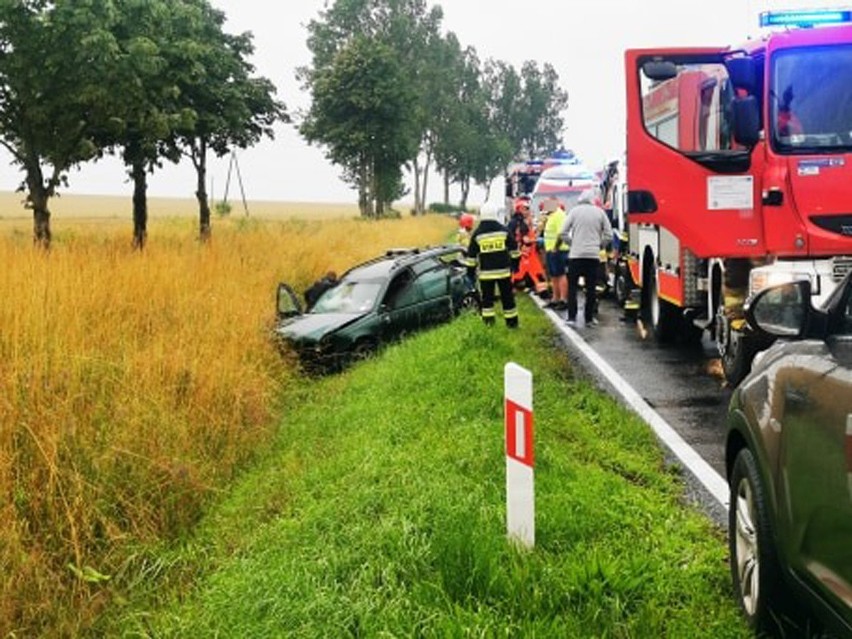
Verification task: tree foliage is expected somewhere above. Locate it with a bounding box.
[168,0,287,241]
[0,0,120,247]
[300,0,570,213]
[301,35,417,217]
[0,0,286,247]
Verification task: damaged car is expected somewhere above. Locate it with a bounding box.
[274,246,479,372]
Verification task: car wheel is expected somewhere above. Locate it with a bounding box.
[457,292,480,315]
[351,338,377,362]
[729,447,800,636]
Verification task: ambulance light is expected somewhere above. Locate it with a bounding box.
[759,9,852,28]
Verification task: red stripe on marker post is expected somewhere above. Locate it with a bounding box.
[505,363,534,548]
[505,399,534,467]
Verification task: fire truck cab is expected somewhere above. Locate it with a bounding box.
[624,9,852,384]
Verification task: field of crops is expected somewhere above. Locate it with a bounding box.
[0,195,456,636]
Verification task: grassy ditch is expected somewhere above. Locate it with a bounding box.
[0,213,455,636]
[109,298,750,638]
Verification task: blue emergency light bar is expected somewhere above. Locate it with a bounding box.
[759,8,852,27]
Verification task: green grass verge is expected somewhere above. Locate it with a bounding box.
[105,297,750,638]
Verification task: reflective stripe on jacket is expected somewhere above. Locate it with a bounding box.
[467,220,515,280]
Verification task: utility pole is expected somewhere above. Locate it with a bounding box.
[223,150,250,216]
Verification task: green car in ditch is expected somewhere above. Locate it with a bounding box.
[275,246,479,372]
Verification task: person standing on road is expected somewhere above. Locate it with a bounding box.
[542,198,569,310]
[557,188,612,327]
[465,199,519,328]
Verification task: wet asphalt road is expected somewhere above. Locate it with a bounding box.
[537,292,734,528]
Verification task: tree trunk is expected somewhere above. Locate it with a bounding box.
[196,140,211,242]
[196,171,211,242]
[412,156,422,215]
[131,160,148,250]
[374,172,383,218]
[27,166,51,249]
[358,159,369,217]
[418,148,432,215]
[460,177,470,210]
[443,170,450,206]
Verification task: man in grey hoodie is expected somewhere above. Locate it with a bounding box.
[555,188,613,327]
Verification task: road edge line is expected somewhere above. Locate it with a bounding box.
[535,299,729,508]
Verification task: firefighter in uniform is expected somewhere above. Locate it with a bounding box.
[506,198,529,280]
[465,200,519,328]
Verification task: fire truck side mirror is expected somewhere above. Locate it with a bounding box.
[641,60,677,81]
[727,57,758,95]
[733,96,760,148]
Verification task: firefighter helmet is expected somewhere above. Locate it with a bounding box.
[459,213,474,230]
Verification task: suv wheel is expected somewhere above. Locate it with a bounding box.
[729,447,802,635]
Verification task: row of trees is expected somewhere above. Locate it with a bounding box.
[0,0,286,248]
[299,0,569,217]
[1,0,569,242]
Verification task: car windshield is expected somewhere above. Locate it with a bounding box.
[310,279,382,314]
[771,44,852,153]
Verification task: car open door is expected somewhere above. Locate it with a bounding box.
[276,283,303,319]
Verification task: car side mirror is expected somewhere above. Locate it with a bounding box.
[745,279,811,338]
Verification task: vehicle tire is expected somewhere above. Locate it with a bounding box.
[351,338,377,363]
[729,447,800,636]
[642,266,679,342]
[614,262,632,307]
[457,292,480,315]
[717,310,756,386]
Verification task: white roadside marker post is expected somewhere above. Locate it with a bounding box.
[504,362,534,548]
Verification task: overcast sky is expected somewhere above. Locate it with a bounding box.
[4,0,831,205]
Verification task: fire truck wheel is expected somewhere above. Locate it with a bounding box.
[614,263,632,307]
[717,312,756,386]
[642,268,678,342]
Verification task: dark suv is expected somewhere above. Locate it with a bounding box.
[275,246,478,372]
[725,271,852,637]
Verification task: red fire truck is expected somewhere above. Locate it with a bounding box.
[624,9,852,384]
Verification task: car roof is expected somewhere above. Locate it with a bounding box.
[342,245,461,280]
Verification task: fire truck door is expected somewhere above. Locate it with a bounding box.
[625,49,766,260]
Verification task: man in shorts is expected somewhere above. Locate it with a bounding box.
[541,198,568,310]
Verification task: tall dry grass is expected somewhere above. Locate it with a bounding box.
[0,211,456,636]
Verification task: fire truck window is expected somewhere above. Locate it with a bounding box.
[771,45,852,152]
[640,62,736,154]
